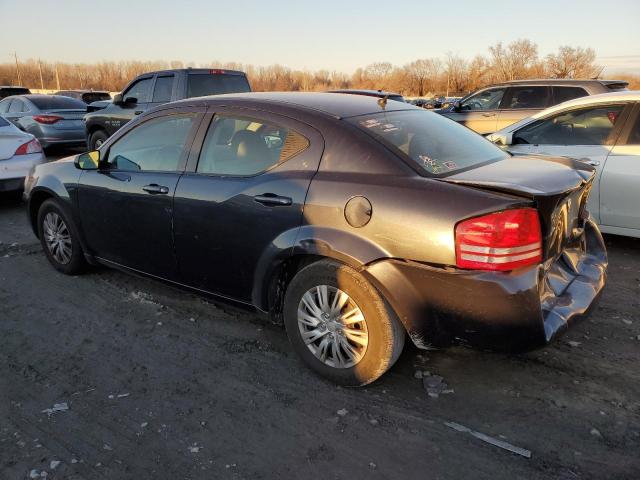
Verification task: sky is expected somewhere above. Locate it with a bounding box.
[1,0,639,75]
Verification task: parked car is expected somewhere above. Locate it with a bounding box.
[439,79,629,135]
[84,68,251,150]
[488,90,640,238]
[329,89,406,103]
[0,86,31,99]
[25,93,606,385]
[86,99,112,113]
[55,90,112,104]
[0,116,45,193]
[0,95,87,149]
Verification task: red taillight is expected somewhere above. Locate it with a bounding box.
[33,114,63,125]
[14,138,43,156]
[209,69,225,75]
[455,208,542,271]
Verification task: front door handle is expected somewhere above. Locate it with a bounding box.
[254,193,292,206]
[142,184,169,194]
[482,113,496,117]
[134,110,143,115]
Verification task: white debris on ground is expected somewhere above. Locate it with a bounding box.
[29,469,47,478]
[421,373,454,398]
[445,421,532,458]
[567,341,582,347]
[41,402,69,416]
[189,444,201,453]
[336,408,348,416]
[49,460,61,470]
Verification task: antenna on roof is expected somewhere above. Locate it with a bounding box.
[591,65,605,80]
[378,95,388,109]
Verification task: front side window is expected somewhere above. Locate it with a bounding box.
[624,111,640,145]
[106,114,196,172]
[123,77,153,103]
[459,88,506,111]
[349,110,509,176]
[152,75,174,102]
[514,105,625,146]
[197,115,309,176]
[505,86,549,109]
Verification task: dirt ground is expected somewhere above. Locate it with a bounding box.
[1,152,639,479]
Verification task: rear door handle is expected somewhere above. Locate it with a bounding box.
[142,184,169,194]
[134,110,143,115]
[254,193,292,206]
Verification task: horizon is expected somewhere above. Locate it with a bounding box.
[1,0,639,75]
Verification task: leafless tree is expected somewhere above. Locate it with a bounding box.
[546,46,601,78]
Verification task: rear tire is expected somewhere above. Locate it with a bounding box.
[37,199,86,275]
[283,259,405,386]
[89,130,109,150]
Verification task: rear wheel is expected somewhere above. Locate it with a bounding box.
[283,259,405,386]
[89,130,109,150]
[37,199,86,275]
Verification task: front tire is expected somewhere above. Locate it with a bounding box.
[89,129,109,150]
[37,199,86,275]
[283,259,405,386]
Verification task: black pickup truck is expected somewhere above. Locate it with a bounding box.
[84,68,251,150]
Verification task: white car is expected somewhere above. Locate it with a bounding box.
[488,91,640,238]
[0,115,45,194]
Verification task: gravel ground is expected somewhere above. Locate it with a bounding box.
[1,151,639,479]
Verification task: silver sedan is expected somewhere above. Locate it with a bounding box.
[0,94,87,149]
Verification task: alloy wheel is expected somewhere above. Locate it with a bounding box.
[43,212,72,264]
[297,285,368,369]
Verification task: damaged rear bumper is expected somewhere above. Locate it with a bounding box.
[363,220,607,351]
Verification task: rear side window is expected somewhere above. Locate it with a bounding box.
[505,86,549,109]
[123,77,153,103]
[514,105,625,146]
[107,114,197,172]
[9,99,25,112]
[553,86,588,104]
[624,111,640,145]
[152,76,174,102]
[0,99,11,113]
[197,115,309,176]
[348,110,508,176]
[29,96,86,110]
[186,74,251,98]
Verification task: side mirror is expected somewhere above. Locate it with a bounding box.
[123,96,138,105]
[452,101,461,112]
[487,132,513,146]
[75,150,100,170]
[113,93,124,105]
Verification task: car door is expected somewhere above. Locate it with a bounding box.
[495,86,550,132]
[508,103,631,223]
[444,87,507,135]
[77,107,204,278]
[599,103,640,232]
[106,75,154,135]
[173,109,324,302]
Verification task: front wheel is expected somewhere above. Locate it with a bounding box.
[89,130,109,150]
[37,199,87,275]
[283,259,405,386]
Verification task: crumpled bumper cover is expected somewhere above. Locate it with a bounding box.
[363,220,607,352]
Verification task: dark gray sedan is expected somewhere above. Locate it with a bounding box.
[24,92,607,385]
[0,95,87,149]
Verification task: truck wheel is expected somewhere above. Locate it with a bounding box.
[283,259,405,386]
[89,130,109,150]
[37,199,87,275]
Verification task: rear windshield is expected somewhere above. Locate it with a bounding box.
[348,110,508,176]
[0,87,30,99]
[186,73,251,98]
[81,92,111,104]
[29,96,87,110]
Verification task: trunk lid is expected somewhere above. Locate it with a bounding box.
[438,155,595,261]
[0,124,31,160]
[42,109,87,130]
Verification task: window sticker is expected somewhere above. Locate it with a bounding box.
[443,161,458,170]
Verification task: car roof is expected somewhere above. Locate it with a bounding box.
[491,78,628,88]
[328,89,404,98]
[56,89,110,94]
[137,68,247,77]
[172,92,417,119]
[0,85,29,89]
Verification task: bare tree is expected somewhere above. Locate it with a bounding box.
[403,58,440,96]
[546,46,601,78]
[489,39,538,81]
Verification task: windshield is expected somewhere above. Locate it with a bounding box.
[187,74,251,98]
[348,110,509,176]
[30,96,87,110]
